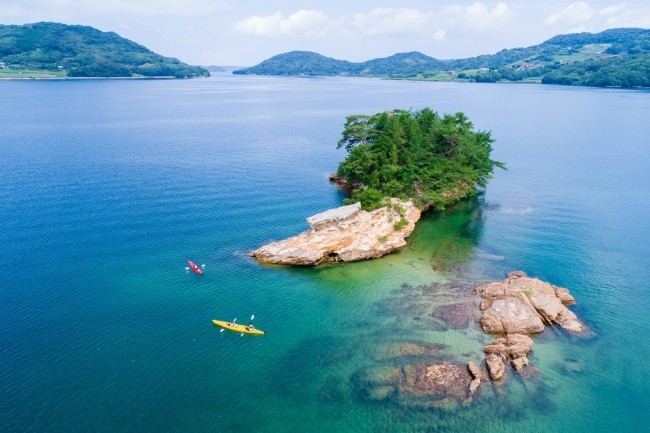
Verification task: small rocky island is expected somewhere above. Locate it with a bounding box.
[251,108,504,265]
[251,199,420,265]
[477,271,584,380]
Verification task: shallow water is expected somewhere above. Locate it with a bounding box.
[1,75,649,432]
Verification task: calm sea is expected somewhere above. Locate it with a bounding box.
[1,75,649,432]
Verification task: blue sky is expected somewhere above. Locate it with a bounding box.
[1,1,649,65]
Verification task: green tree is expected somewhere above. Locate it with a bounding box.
[337,108,505,211]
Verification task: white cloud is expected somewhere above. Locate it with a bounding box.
[16,0,231,16]
[234,3,514,40]
[447,2,515,30]
[338,8,435,37]
[605,9,650,27]
[233,10,329,36]
[599,3,626,16]
[544,2,594,26]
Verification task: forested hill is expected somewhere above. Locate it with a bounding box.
[0,22,208,78]
[234,28,650,88]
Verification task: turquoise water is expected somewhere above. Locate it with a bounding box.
[1,76,649,432]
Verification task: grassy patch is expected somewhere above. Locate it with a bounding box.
[0,68,67,79]
[393,218,409,231]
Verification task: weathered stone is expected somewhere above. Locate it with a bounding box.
[251,198,421,265]
[469,378,482,395]
[484,334,533,379]
[485,334,534,360]
[480,296,545,334]
[467,361,485,381]
[530,295,584,332]
[486,353,506,380]
[511,356,529,371]
[467,361,485,395]
[553,286,576,305]
[479,272,584,334]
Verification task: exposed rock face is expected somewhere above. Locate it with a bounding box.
[480,297,545,334]
[477,272,584,382]
[478,271,584,333]
[250,199,421,265]
[485,353,506,380]
[467,361,485,395]
[484,334,534,377]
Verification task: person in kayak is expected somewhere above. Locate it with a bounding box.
[228,319,236,327]
[247,322,255,331]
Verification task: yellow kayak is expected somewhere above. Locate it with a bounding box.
[212,320,265,335]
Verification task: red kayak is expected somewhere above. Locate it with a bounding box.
[188,260,203,275]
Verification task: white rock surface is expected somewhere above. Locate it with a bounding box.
[251,199,421,265]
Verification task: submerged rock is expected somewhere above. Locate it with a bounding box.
[397,362,474,406]
[352,361,476,406]
[375,341,446,360]
[250,199,421,265]
[431,303,477,330]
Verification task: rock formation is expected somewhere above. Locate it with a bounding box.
[250,199,421,265]
[484,334,534,379]
[476,272,584,381]
[467,361,486,395]
[477,271,584,334]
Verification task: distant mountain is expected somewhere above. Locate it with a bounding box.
[201,65,247,74]
[204,65,227,72]
[234,51,444,76]
[234,28,650,88]
[0,22,208,78]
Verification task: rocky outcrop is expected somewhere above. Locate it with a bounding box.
[479,297,545,334]
[478,271,584,333]
[484,334,534,379]
[485,353,506,380]
[467,361,485,395]
[250,199,421,265]
[476,272,584,382]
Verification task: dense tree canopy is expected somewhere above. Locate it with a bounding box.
[234,28,650,89]
[336,109,505,211]
[0,22,208,78]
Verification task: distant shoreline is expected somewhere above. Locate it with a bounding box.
[0,76,205,81]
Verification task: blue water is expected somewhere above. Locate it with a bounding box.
[1,76,649,432]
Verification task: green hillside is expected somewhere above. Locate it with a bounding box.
[234,28,650,88]
[0,22,208,78]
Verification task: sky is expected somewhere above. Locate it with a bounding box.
[1,1,649,66]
